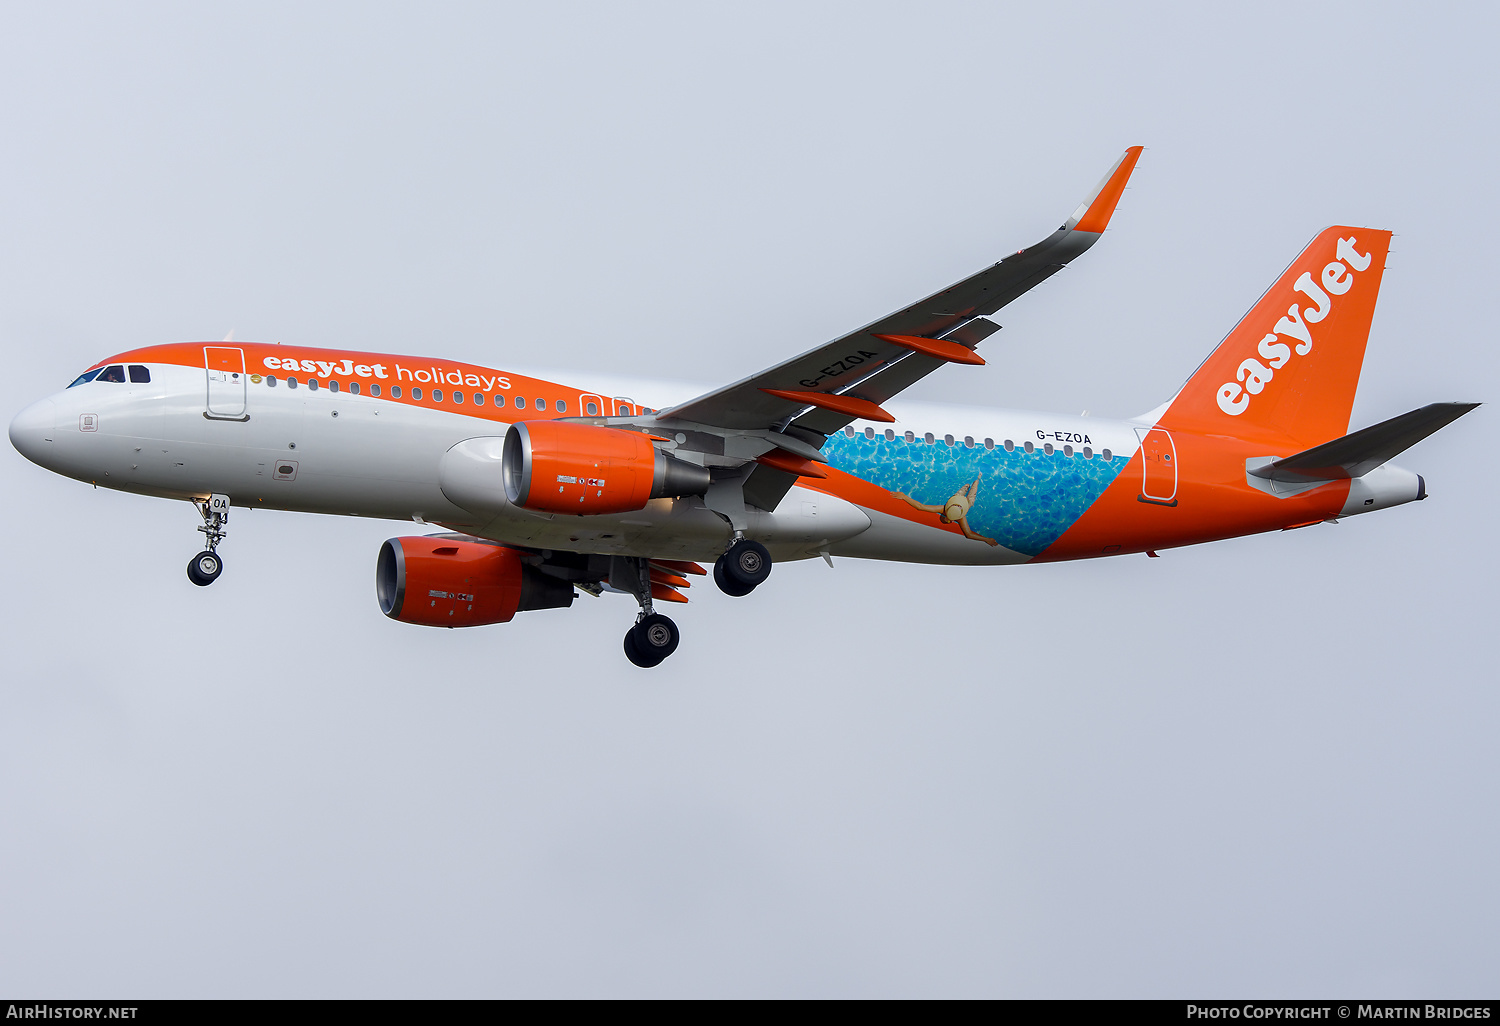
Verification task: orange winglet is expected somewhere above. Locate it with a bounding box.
[760,389,895,423]
[1071,145,1144,234]
[754,448,829,478]
[649,558,707,576]
[651,583,689,604]
[650,568,691,589]
[872,333,985,366]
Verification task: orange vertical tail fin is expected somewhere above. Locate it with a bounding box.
[1162,226,1392,446]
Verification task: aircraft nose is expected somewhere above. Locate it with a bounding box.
[9,398,57,467]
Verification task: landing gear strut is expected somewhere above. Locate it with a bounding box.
[714,538,771,597]
[616,556,680,668]
[187,494,229,587]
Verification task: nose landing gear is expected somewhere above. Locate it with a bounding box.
[714,538,771,596]
[187,494,230,587]
[187,550,223,586]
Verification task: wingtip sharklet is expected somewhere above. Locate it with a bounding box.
[1066,145,1144,234]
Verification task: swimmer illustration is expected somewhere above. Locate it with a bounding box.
[895,476,999,546]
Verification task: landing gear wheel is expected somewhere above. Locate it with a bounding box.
[187,550,223,587]
[624,613,680,667]
[713,559,755,597]
[717,539,771,594]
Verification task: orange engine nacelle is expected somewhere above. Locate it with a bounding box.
[502,421,711,515]
[376,535,574,627]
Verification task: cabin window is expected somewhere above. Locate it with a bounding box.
[452,390,463,404]
[964,435,975,448]
[67,369,103,387]
[1004,439,1015,451]
[1082,446,1093,459]
[433,390,444,402]
[1063,444,1073,457]
[1043,443,1053,455]
[97,365,126,383]
[266,375,278,387]
[555,400,566,413]
[1102,448,1113,461]
[288,377,299,389]
[536,398,547,411]
[1023,441,1033,453]
[370,383,381,396]
[308,378,319,391]
[984,438,995,450]
[493,395,504,407]
[904,431,915,443]
[411,387,422,400]
[844,426,855,437]
[515,397,526,410]
[349,381,360,395]
[944,434,955,447]
[328,380,339,393]
[924,432,934,444]
[389,385,400,398]
[128,365,151,383]
[884,429,895,440]
[586,401,598,415]
[864,427,875,439]
[473,393,483,405]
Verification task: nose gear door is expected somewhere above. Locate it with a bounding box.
[1135,426,1178,506]
[205,346,247,419]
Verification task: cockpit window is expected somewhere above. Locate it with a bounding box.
[128,365,150,383]
[67,369,102,388]
[96,365,126,383]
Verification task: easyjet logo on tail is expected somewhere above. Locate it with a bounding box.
[1216,237,1373,416]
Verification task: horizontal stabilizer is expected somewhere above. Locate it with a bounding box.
[1250,402,1479,483]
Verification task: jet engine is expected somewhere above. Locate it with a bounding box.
[376,535,574,627]
[502,421,711,515]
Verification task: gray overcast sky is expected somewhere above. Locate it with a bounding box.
[2,1,1495,997]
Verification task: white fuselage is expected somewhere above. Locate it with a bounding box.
[9,360,1147,566]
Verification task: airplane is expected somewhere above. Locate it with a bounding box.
[9,147,1479,667]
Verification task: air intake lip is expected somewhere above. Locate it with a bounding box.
[502,423,532,505]
[376,538,406,617]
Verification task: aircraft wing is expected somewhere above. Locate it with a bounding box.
[660,146,1143,436]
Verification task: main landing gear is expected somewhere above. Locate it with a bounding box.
[187,494,230,587]
[713,538,772,597]
[617,556,680,668]
[625,613,680,668]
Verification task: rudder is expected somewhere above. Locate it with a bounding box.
[1163,226,1392,446]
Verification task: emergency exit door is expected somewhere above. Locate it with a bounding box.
[205,346,247,419]
[1135,426,1178,506]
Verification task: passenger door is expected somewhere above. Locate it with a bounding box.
[204,346,247,419]
[1136,426,1178,506]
